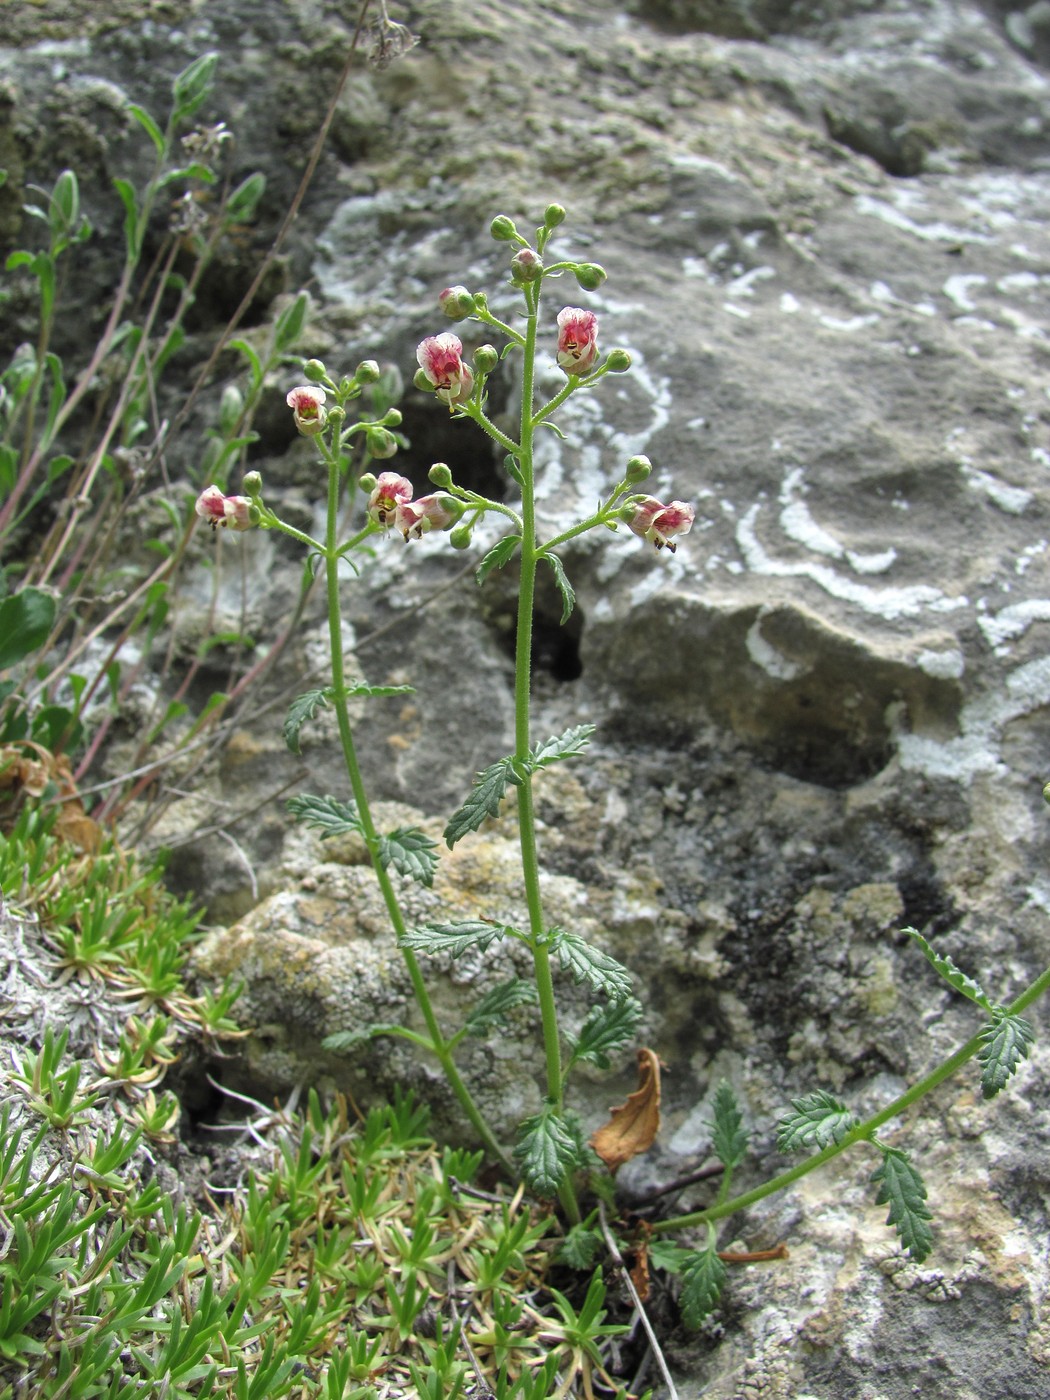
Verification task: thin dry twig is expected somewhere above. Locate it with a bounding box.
[597,1201,679,1400]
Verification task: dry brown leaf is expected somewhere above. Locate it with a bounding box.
[0,741,101,852]
[589,1047,663,1173]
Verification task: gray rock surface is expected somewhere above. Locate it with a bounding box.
[5,0,1050,1394]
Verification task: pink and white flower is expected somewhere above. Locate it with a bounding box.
[416,333,474,407]
[367,471,414,528]
[395,493,461,540]
[286,385,327,436]
[625,496,695,553]
[556,307,599,377]
[195,485,254,531]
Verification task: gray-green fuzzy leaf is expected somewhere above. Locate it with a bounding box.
[776,1090,858,1153]
[680,1247,727,1328]
[464,978,538,1037]
[476,534,521,586]
[286,793,362,839]
[514,1105,580,1197]
[398,920,517,959]
[544,551,575,624]
[283,688,333,756]
[977,1009,1035,1099]
[528,723,595,771]
[549,928,633,1002]
[870,1147,933,1261]
[443,755,522,848]
[378,826,439,888]
[709,1081,749,1170]
[569,997,643,1069]
[904,927,994,1011]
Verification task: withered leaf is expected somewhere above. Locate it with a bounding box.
[589,1046,663,1173]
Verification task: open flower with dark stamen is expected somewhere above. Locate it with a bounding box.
[556,307,600,377]
[625,497,695,552]
[416,333,474,407]
[195,485,254,531]
[368,472,413,529]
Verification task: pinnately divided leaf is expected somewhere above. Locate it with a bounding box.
[870,1146,933,1261]
[679,1247,727,1328]
[346,678,415,699]
[287,793,362,839]
[443,755,523,848]
[776,1089,859,1153]
[904,927,994,1011]
[378,826,439,887]
[398,920,517,959]
[528,723,596,771]
[283,688,333,756]
[977,1009,1035,1099]
[514,1103,580,1198]
[544,551,575,624]
[548,928,634,1002]
[569,997,643,1069]
[464,978,539,1037]
[709,1081,749,1171]
[476,534,521,586]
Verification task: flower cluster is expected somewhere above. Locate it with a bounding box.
[195,484,254,530]
[365,472,461,541]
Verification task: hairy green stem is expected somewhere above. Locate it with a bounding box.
[653,963,1050,1235]
[320,452,510,1172]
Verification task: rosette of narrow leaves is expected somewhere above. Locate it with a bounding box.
[776,1090,859,1153]
[871,1145,933,1261]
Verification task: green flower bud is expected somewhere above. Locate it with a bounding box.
[544,203,566,228]
[304,358,327,382]
[413,367,435,393]
[574,262,607,291]
[606,348,632,373]
[511,248,544,284]
[356,359,381,383]
[382,407,403,428]
[428,462,454,488]
[358,472,378,494]
[473,344,499,374]
[242,470,263,495]
[449,523,473,549]
[366,427,398,459]
[490,214,519,241]
[625,455,652,484]
[439,285,477,320]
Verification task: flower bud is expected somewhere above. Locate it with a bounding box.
[355,359,381,384]
[428,462,454,488]
[449,523,473,549]
[366,427,398,459]
[606,348,632,373]
[382,408,403,428]
[473,344,499,374]
[242,470,263,495]
[511,248,543,284]
[304,358,327,382]
[625,455,651,484]
[358,472,378,494]
[574,262,607,290]
[490,214,519,241]
[544,203,566,228]
[413,367,434,393]
[438,285,477,320]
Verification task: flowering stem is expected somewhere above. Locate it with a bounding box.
[652,963,1050,1236]
[319,447,510,1172]
[514,281,580,1225]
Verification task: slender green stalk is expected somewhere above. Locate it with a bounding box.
[319,450,510,1172]
[654,963,1050,1235]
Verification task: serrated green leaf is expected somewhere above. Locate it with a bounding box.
[549,928,633,1002]
[476,534,521,586]
[286,793,362,839]
[283,687,333,756]
[776,1090,859,1153]
[379,826,439,888]
[514,1103,580,1197]
[544,551,575,624]
[977,1009,1035,1099]
[444,754,522,848]
[904,927,994,1011]
[346,678,415,699]
[557,1223,604,1270]
[322,1025,399,1053]
[569,997,642,1069]
[528,723,596,771]
[0,587,56,669]
[709,1081,749,1170]
[398,920,516,959]
[464,978,538,1037]
[870,1147,933,1261]
[680,1247,727,1328]
[647,1239,692,1275]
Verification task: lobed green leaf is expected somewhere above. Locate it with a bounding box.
[476,534,521,586]
[286,793,362,839]
[443,754,522,848]
[904,927,994,1011]
[514,1103,580,1198]
[398,920,517,959]
[679,1247,727,1328]
[977,1009,1035,1099]
[568,996,642,1069]
[347,678,415,699]
[463,977,538,1037]
[549,927,633,1002]
[544,551,575,624]
[283,687,332,756]
[528,722,595,771]
[378,826,439,888]
[776,1089,859,1153]
[709,1080,749,1171]
[870,1146,933,1261]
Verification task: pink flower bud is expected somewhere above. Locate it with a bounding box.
[625,496,695,553]
[438,285,476,320]
[367,471,413,528]
[395,493,463,540]
[286,385,328,435]
[556,307,600,378]
[195,485,254,531]
[416,332,474,407]
[511,248,544,283]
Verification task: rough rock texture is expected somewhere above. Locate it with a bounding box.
[6,0,1050,1395]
